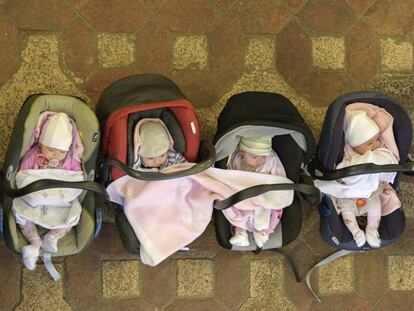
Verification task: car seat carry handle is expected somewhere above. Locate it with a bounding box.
[101,140,216,181]
[307,159,414,181]
[213,183,321,210]
[0,178,108,199]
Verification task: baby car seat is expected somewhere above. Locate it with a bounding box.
[96,74,216,255]
[213,92,320,274]
[306,91,414,301]
[0,94,107,280]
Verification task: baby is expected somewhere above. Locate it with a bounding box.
[226,136,286,248]
[336,110,399,248]
[13,112,84,270]
[132,119,186,171]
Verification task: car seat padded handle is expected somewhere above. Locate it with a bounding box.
[102,140,216,181]
[0,178,108,199]
[307,158,414,180]
[213,183,321,210]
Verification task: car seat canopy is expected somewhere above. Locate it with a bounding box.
[96,74,187,128]
[213,91,315,164]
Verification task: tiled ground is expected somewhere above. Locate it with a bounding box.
[0,0,414,310]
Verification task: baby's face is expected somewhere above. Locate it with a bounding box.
[240,150,266,167]
[40,144,68,161]
[142,152,168,168]
[353,133,381,155]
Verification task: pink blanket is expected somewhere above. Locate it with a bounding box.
[106,163,294,266]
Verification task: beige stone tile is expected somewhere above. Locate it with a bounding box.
[250,258,284,298]
[101,260,140,298]
[177,259,214,297]
[312,36,345,69]
[388,256,414,290]
[318,254,354,295]
[240,297,295,311]
[0,35,88,165]
[245,37,275,70]
[173,35,208,70]
[97,33,135,68]
[239,258,295,310]
[380,38,413,72]
[15,264,72,310]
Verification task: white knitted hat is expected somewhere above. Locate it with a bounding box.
[239,136,272,156]
[345,110,380,147]
[138,122,170,157]
[39,113,73,151]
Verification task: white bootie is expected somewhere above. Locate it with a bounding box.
[42,235,58,253]
[230,230,249,247]
[22,245,40,270]
[253,231,269,248]
[353,229,366,248]
[366,228,381,248]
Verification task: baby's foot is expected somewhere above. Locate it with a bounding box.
[22,244,40,270]
[253,231,269,248]
[353,229,366,248]
[42,235,58,253]
[366,228,381,248]
[230,230,249,247]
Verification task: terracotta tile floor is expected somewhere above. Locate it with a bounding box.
[1,1,414,310]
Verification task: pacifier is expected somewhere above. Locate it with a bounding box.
[356,198,367,208]
[47,158,61,168]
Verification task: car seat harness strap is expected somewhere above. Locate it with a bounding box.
[42,252,61,281]
[305,249,355,302]
[213,183,321,210]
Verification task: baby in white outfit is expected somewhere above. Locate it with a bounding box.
[336,111,398,248]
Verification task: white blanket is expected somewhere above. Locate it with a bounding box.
[315,147,398,199]
[12,169,85,229]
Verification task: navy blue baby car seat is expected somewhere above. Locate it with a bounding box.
[306,91,414,300]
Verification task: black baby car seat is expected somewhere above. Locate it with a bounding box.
[213,91,320,257]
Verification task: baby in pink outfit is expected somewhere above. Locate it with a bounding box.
[227,136,285,248]
[13,112,83,270]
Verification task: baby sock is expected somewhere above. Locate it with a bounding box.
[19,222,41,270]
[42,228,70,253]
[366,201,381,248]
[253,231,269,248]
[229,228,249,247]
[342,210,366,247]
[365,227,381,248]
